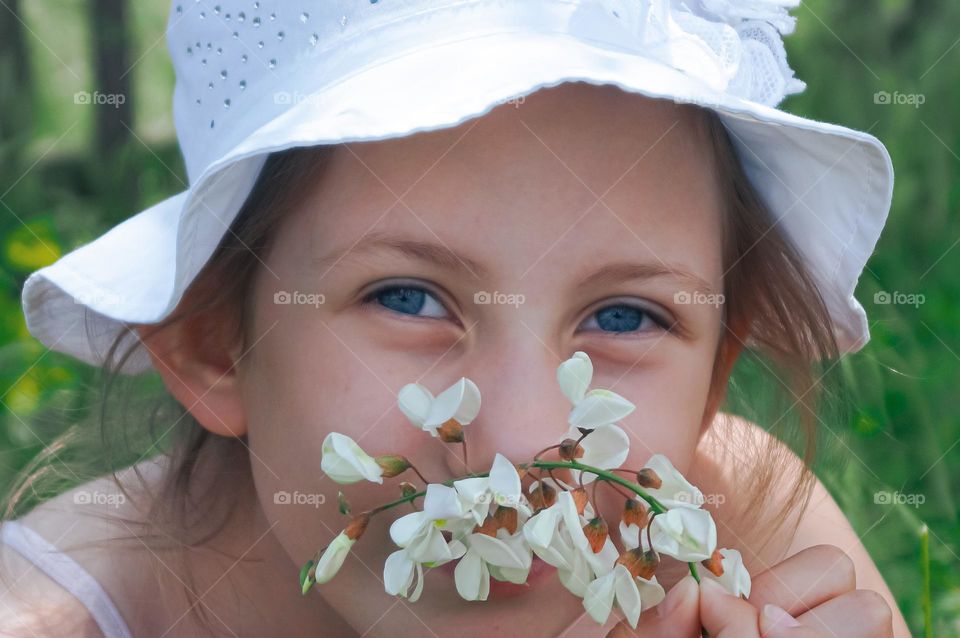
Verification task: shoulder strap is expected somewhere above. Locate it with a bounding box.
[1,520,133,638]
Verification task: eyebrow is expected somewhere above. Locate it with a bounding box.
[576,261,718,296]
[312,231,487,278]
[313,232,715,295]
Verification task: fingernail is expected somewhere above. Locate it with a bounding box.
[763,604,802,629]
[699,576,732,597]
[657,576,694,619]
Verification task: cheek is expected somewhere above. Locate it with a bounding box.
[239,316,432,561]
[607,342,718,473]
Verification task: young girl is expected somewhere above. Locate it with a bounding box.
[2,1,908,636]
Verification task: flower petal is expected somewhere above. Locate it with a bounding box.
[636,575,666,612]
[397,383,434,428]
[577,424,630,475]
[557,351,593,404]
[314,532,355,584]
[558,550,594,597]
[425,377,481,427]
[643,454,705,509]
[469,532,531,571]
[489,453,522,507]
[613,565,643,629]
[568,389,635,429]
[390,511,428,547]
[583,569,617,625]
[454,476,492,525]
[706,548,751,597]
[423,483,465,521]
[455,547,489,601]
[650,507,717,561]
[384,550,415,597]
[320,432,383,484]
[410,561,425,602]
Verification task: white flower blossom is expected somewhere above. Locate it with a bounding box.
[313,531,355,584]
[320,432,383,484]
[703,547,752,598]
[583,564,666,629]
[649,507,717,562]
[557,352,635,430]
[397,377,481,437]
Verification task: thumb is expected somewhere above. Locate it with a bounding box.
[607,575,700,637]
[759,604,822,638]
[699,576,761,638]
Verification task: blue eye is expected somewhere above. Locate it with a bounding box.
[367,285,448,319]
[581,303,670,334]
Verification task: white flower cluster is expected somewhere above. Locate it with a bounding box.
[312,351,751,629]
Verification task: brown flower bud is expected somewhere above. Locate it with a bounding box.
[622,498,649,528]
[474,515,499,537]
[345,513,371,540]
[529,482,557,511]
[493,506,519,535]
[635,468,663,490]
[375,455,411,478]
[583,517,608,554]
[559,438,585,461]
[571,487,589,515]
[617,548,660,580]
[702,549,724,577]
[437,419,464,443]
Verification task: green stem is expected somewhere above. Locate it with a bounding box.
[920,524,931,638]
[528,460,667,514]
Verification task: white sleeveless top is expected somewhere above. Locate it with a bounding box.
[1,519,133,638]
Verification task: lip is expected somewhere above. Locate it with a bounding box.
[439,555,554,598]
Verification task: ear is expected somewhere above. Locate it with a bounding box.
[136,306,247,438]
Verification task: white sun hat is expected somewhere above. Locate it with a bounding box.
[22,0,893,373]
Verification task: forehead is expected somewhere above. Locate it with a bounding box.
[295,82,725,287]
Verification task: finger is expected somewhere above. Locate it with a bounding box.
[699,576,761,638]
[606,576,700,638]
[793,590,894,638]
[759,604,823,638]
[749,544,856,616]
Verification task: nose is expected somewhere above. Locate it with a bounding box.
[444,341,572,477]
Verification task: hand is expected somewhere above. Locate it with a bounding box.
[606,545,894,637]
[705,544,894,638]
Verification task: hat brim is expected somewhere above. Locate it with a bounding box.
[23,28,893,372]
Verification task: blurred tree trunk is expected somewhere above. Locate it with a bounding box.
[90,0,138,212]
[0,0,32,170]
[90,0,133,154]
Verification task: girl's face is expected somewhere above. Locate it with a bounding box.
[240,83,727,635]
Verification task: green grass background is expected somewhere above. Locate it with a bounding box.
[0,1,957,635]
